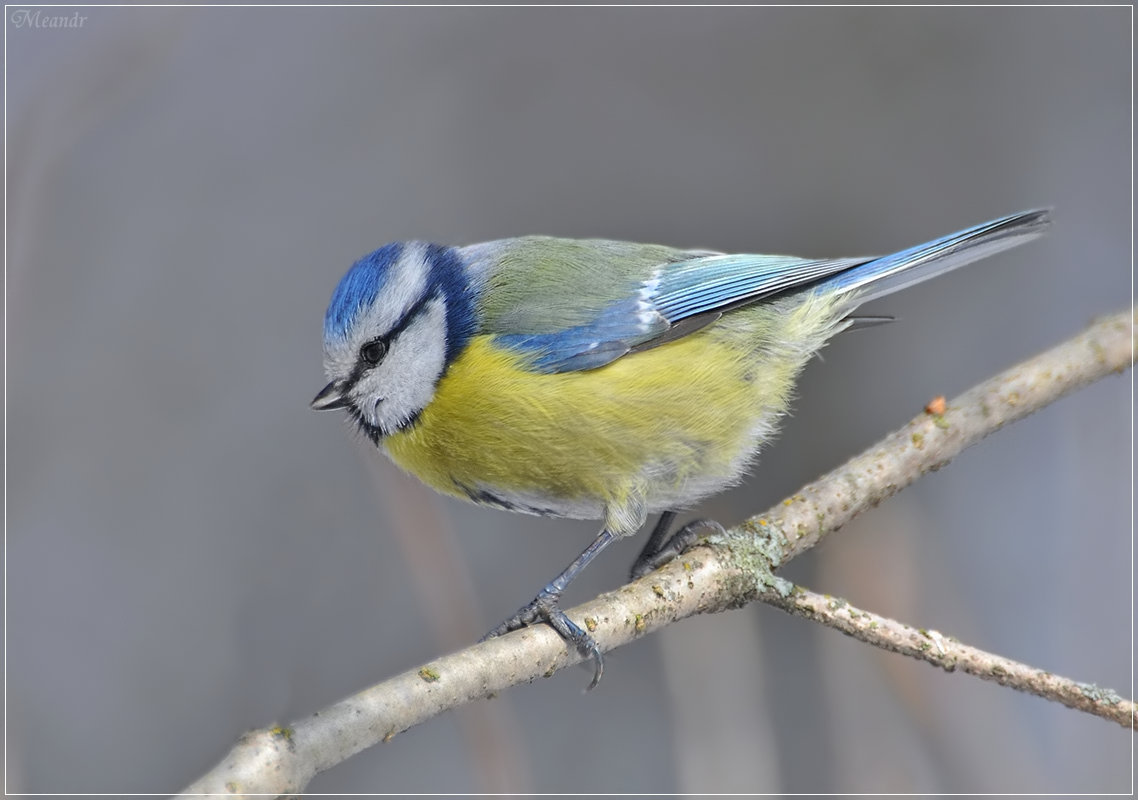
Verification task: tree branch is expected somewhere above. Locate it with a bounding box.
[179,307,1135,798]
[764,583,1137,729]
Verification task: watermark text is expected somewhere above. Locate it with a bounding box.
[10,9,88,29]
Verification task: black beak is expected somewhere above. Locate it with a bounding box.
[311,381,348,411]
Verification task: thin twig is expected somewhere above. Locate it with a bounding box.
[179,307,1135,798]
[763,584,1137,729]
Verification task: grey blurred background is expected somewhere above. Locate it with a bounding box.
[5,5,1132,794]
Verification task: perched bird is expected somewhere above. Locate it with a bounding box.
[312,209,1051,687]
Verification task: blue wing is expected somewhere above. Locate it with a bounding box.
[489,210,1051,374]
[649,253,868,321]
[494,252,869,373]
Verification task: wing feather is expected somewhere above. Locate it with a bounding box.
[462,210,1050,374]
[475,241,873,373]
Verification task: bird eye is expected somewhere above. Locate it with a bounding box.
[360,339,388,366]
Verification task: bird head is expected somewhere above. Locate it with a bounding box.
[312,241,476,441]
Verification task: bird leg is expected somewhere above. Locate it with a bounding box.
[482,528,615,690]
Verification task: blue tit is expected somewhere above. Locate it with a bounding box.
[312,209,1051,687]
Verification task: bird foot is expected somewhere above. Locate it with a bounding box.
[629,518,726,581]
[481,588,604,690]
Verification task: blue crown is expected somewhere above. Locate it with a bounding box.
[323,242,405,341]
[323,241,477,366]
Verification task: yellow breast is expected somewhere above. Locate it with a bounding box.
[383,292,843,519]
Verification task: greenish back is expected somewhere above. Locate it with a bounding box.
[460,236,691,334]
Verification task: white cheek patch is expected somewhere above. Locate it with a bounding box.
[352,297,448,433]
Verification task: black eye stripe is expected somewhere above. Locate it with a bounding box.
[343,293,439,390]
[384,292,435,344]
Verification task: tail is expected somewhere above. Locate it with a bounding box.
[818,209,1052,311]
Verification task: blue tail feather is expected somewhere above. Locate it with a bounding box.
[817,209,1052,310]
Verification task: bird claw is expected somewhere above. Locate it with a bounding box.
[481,588,605,690]
[629,518,726,580]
